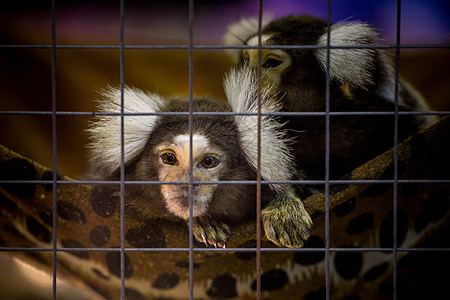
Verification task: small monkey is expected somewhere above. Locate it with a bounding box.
[86,67,311,248]
[224,14,436,190]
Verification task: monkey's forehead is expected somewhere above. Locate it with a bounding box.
[163,97,232,113]
[249,15,327,46]
[154,98,237,135]
[149,97,239,148]
[161,134,209,150]
[150,114,237,139]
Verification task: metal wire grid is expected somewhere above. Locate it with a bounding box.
[0,0,449,299]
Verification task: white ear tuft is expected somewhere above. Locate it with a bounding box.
[315,21,379,89]
[223,16,272,63]
[224,67,294,193]
[86,86,164,175]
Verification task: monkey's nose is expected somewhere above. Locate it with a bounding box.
[180,184,200,191]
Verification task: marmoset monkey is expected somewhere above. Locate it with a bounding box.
[224,15,436,192]
[87,67,312,248]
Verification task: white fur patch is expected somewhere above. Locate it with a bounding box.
[223,16,272,63]
[315,21,379,89]
[246,34,272,47]
[224,66,294,192]
[86,86,164,175]
[173,134,209,153]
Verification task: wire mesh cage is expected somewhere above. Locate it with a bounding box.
[0,0,449,299]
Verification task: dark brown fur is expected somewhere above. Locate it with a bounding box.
[241,15,428,193]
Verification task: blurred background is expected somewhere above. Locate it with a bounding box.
[0,0,449,299]
[0,0,449,179]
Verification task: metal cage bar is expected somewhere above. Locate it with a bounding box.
[188,0,195,299]
[0,0,449,299]
[255,0,263,298]
[325,1,332,298]
[2,110,450,117]
[392,0,403,298]
[50,0,58,298]
[1,44,450,50]
[119,0,126,299]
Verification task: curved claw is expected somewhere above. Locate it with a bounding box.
[262,189,312,248]
[200,233,208,247]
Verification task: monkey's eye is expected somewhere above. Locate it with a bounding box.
[161,152,178,165]
[200,156,220,169]
[262,57,283,68]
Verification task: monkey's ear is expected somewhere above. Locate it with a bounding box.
[224,67,294,193]
[86,86,164,175]
[223,16,272,63]
[315,21,379,89]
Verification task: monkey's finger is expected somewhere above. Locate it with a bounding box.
[277,228,293,248]
[208,223,231,248]
[200,234,208,247]
[204,224,217,246]
[192,220,210,247]
[262,223,282,247]
[194,231,209,247]
[222,223,233,239]
[215,229,229,248]
[285,230,306,248]
[205,229,227,248]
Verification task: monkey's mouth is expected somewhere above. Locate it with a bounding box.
[164,194,210,220]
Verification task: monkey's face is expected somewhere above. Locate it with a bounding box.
[226,15,384,112]
[156,133,226,220]
[242,35,292,96]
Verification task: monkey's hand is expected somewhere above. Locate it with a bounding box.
[191,217,232,248]
[262,189,312,248]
